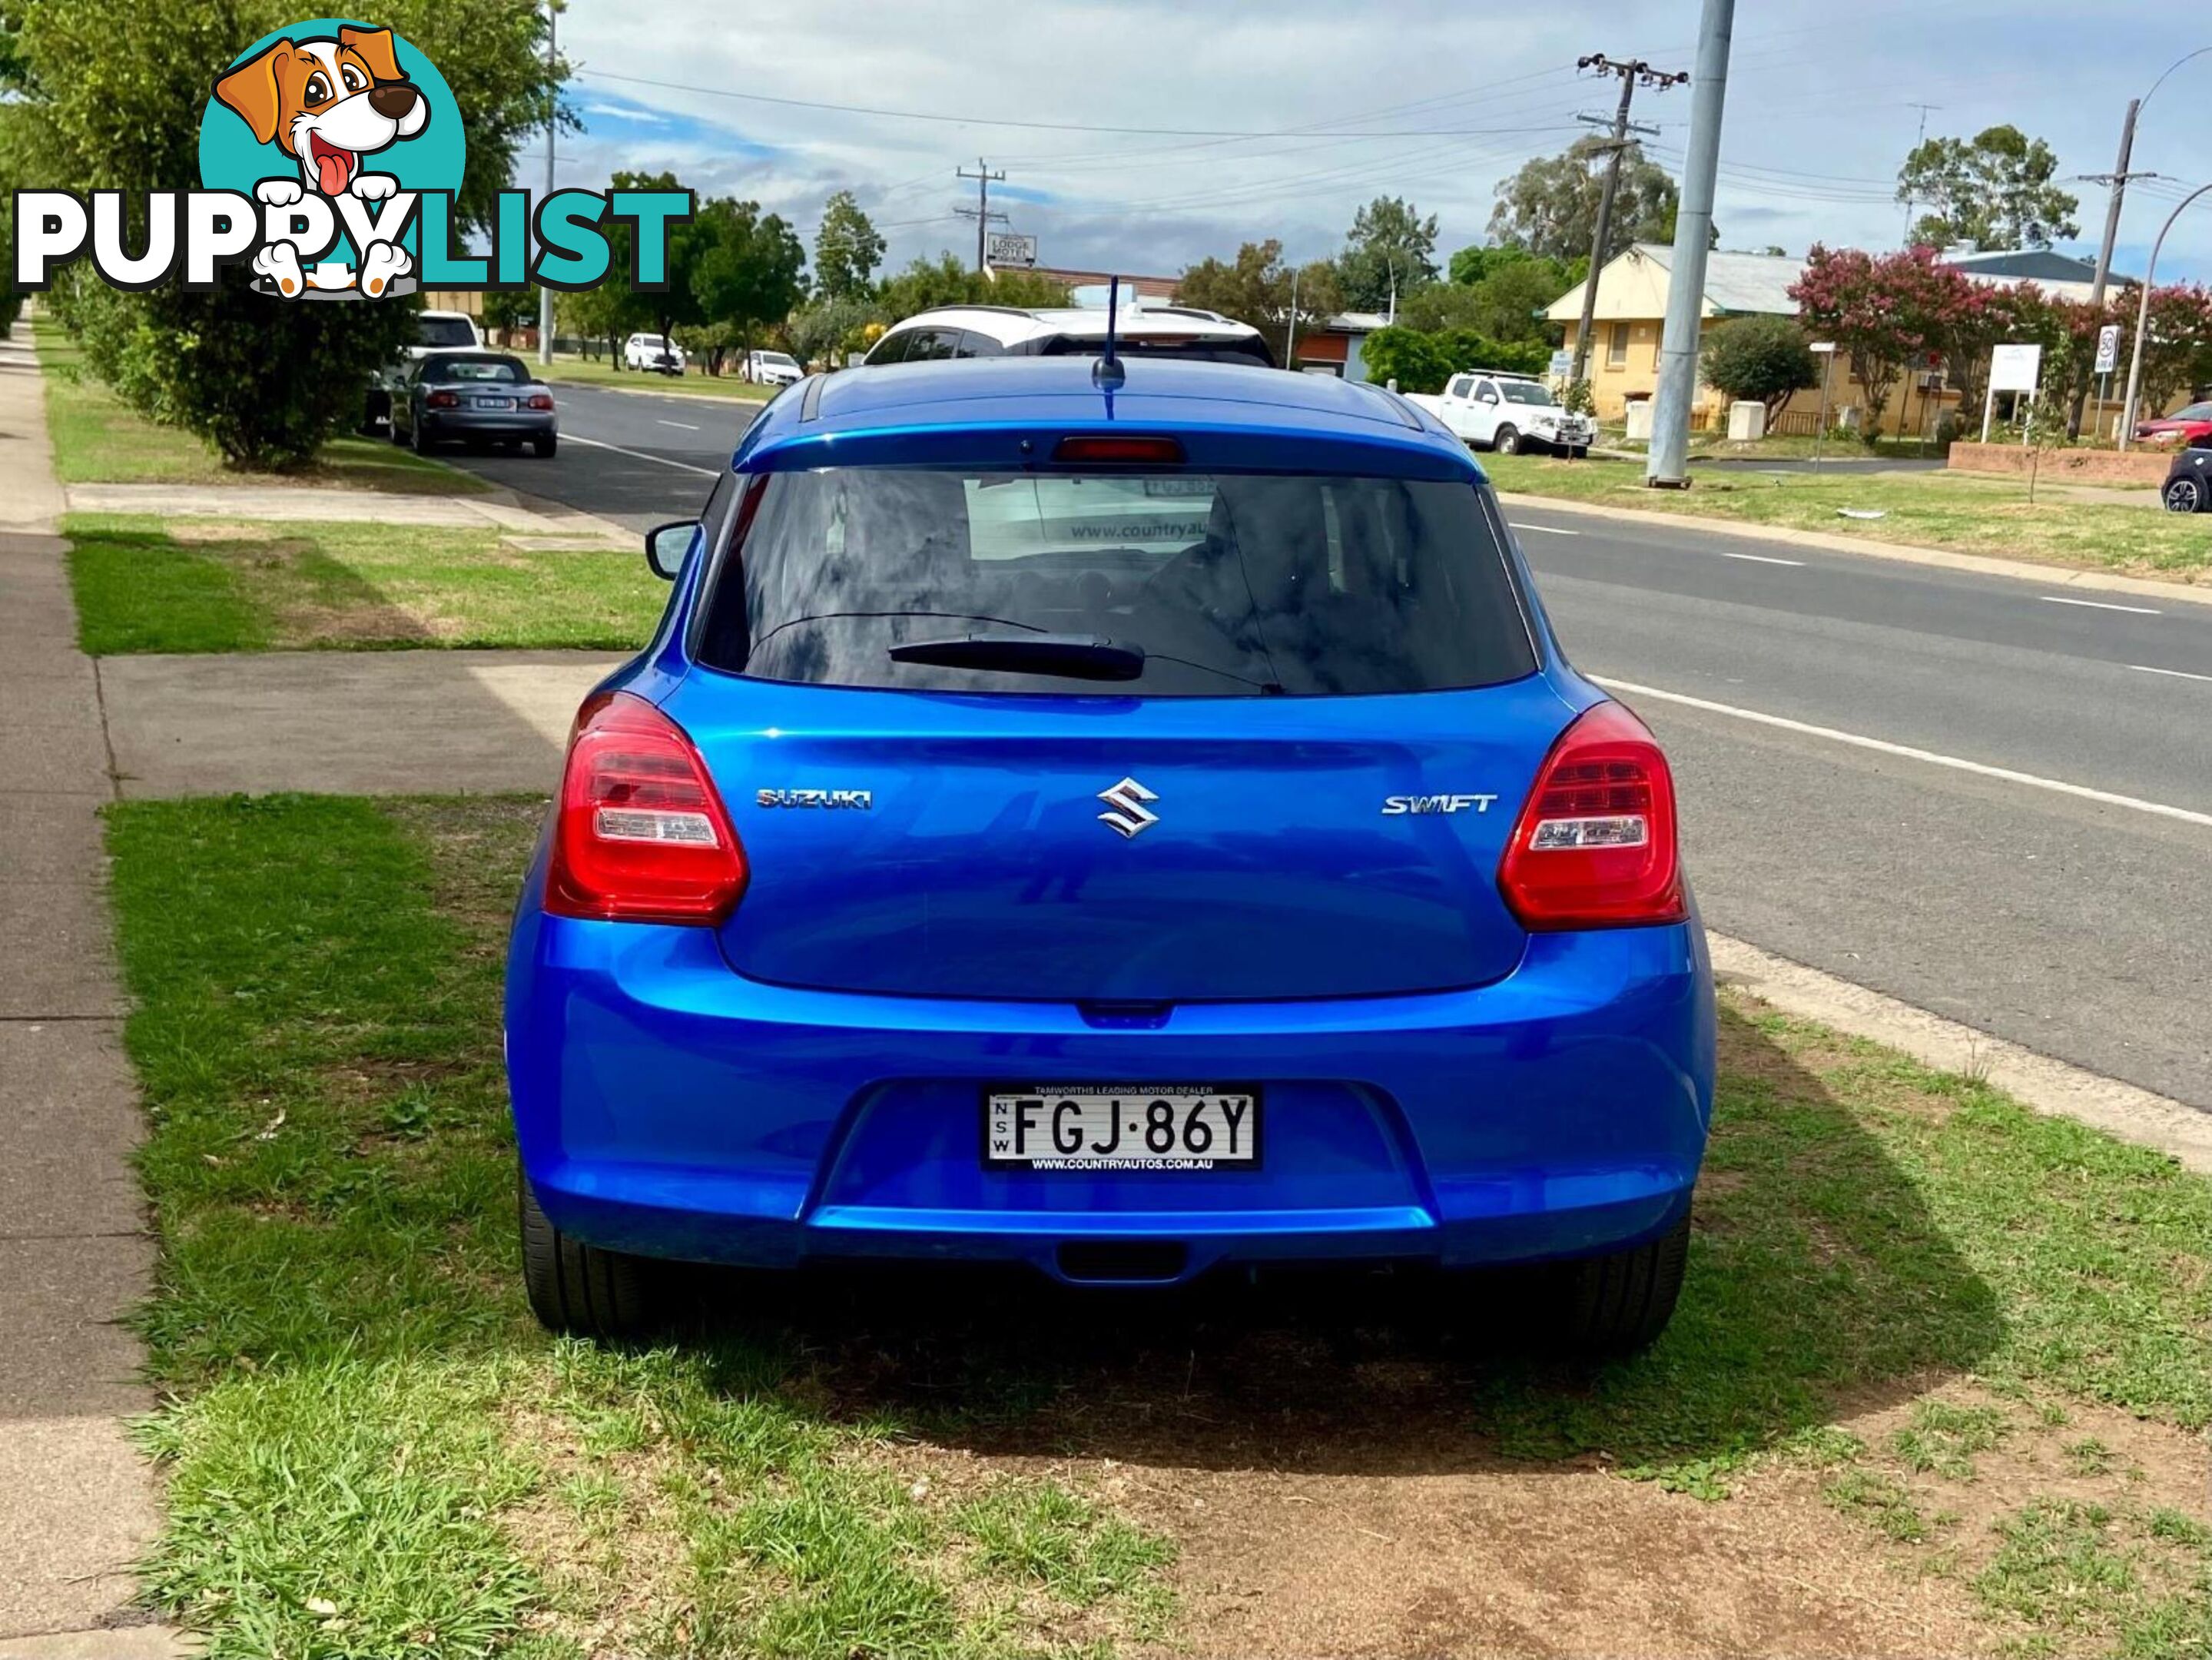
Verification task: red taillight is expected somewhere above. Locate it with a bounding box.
[1499,700,1685,930]
[426,389,459,408]
[526,392,554,410]
[1053,435,1186,464]
[545,692,747,925]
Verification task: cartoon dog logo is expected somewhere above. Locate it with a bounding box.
[211,25,426,297]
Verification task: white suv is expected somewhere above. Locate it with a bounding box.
[1409,371,1595,456]
[866,303,1272,367]
[622,334,687,374]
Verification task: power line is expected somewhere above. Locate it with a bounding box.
[572,68,1590,140]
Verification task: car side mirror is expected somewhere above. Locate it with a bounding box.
[645,520,698,582]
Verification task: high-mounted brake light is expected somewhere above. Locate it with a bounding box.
[1498,700,1685,930]
[1053,435,1185,464]
[545,692,748,925]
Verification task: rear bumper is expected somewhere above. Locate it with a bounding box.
[420,410,556,437]
[506,890,1715,1284]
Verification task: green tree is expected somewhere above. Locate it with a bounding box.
[688,196,807,373]
[813,190,885,301]
[608,168,700,353]
[872,253,1068,318]
[1358,326,1548,394]
[555,283,635,362]
[1698,314,1819,426]
[1335,195,1438,313]
[12,0,563,467]
[1488,138,1683,265]
[1418,245,1577,343]
[787,294,879,371]
[1176,240,1342,366]
[1899,125,2079,251]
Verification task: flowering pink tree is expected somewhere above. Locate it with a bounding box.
[2135,284,2212,416]
[1791,245,1980,439]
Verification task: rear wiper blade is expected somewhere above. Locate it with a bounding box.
[888,632,1146,682]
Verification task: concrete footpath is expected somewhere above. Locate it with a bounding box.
[0,324,181,1657]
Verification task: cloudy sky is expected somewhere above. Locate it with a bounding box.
[544,0,2208,289]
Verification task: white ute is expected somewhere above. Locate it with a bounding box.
[1406,370,1595,456]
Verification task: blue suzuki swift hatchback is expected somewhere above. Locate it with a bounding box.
[506,355,1715,1353]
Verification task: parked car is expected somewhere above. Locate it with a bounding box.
[2134,400,2212,447]
[743,348,805,387]
[1405,371,1596,456]
[623,333,688,374]
[363,308,484,431]
[391,351,556,456]
[866,302,1273,367]
[2161,439,2212,512]
[504,355,1715,1354]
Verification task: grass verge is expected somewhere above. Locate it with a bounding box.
[32,317,486,494]
[65,513,664,652]
[107,793,2212,1656]
[1484,451,2209,581]
[538,354,778,403]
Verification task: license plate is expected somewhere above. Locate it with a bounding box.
[473,396,513,410]
[983,1084,1261,1170]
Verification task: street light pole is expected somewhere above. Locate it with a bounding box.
[536,0,555,367]
[2118,180,2212,451]
[1646,0,1736,486]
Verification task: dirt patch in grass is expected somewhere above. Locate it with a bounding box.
[1133,1459,1993,1658]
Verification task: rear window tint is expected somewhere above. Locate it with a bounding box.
[697,467,1534,697]
[418,316,476,347]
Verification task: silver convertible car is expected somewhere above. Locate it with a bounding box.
[392,351,559,457]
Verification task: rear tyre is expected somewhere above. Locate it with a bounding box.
[519,1171,658,1338]
[1494,425,1522,455]
[410,420,432,454]
[1545,1210,1691,1356]
[389,419,408,447]
[2163,476,2205,514]
[532,434,558,459]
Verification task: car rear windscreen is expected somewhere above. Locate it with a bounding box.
[697,468,1536,696]
[1036,334,1276,368]
[423,355,527,383]
[418,316,477,347]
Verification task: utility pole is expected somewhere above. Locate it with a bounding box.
[1646,0,1736,487]
[1568,53,1687,387]
[1899,102,1941,244]
[2069,98,2147,440]
[954,159,1007,274]
[536,0,557,366]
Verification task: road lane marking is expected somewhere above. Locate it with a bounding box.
[1508,522,1581,536]
[1590,676,2212,830]
[561,433,718,476]
[2132,664,2212,683]
[2042,595,2163,615]
[656,418,701,430]
[1719,550,1804,566]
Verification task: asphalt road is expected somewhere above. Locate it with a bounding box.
[452,379,2212,1110]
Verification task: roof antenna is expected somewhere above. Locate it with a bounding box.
[1093,276,1126,393]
